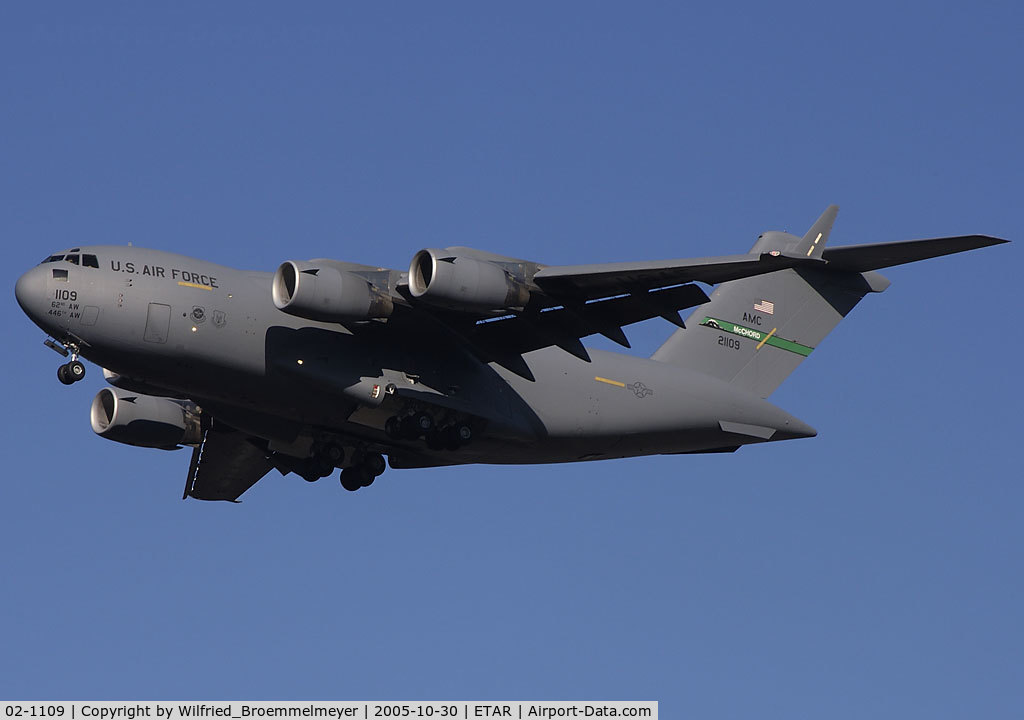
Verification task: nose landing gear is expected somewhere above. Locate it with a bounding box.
[57,359,86,385]
[46,338,86,385]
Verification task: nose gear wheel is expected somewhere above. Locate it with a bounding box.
[57,359,86,385]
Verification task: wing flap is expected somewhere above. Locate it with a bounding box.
[183,422,273,502]
[465,283,710,361]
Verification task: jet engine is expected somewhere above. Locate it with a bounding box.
[408,249,530,312]
[90,387,202,450]
[273,261,393,322]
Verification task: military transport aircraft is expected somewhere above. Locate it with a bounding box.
[14,206,1007,501]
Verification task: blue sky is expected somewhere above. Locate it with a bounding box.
[1,2,1021,715]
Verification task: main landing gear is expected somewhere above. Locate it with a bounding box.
[299,440,346,483]
[340,452,386,492]
[385,411,473,451]
[297,440,386,492]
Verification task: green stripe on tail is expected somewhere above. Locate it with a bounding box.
[699,317,814,357]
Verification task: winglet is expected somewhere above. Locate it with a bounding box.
[799,205,839,258]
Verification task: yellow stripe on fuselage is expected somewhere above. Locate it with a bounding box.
[178,281,214,291]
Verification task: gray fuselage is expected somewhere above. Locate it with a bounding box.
[15,245,815,468]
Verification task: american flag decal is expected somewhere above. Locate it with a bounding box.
[754,299,775,315]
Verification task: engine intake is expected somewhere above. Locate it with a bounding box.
[273,261,393,322]
[90,387,202,450]
[408,249,529,312]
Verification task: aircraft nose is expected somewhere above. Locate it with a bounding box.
[15,265,46,318]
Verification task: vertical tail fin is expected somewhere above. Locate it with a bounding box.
[800,204,839,259]
[651,206,889,398]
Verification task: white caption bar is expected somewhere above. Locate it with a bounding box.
[1,702,657,720]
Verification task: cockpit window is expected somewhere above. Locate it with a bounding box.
[83,254,99,268]
[52,269,69,281]
[41,255,64,263]
[66,254,80,265]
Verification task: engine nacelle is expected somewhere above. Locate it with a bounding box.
[272,261,393,322]
[408,249,530,312]
[90,387,202,450]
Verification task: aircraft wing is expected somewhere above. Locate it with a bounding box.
[532,251,817,299]
[416,283,711,379]
[398,251,831,378]
[183,421,273,502]
[471,282,709,353]
[405,236,1007,378]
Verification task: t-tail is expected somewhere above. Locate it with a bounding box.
[652,205,1007,398]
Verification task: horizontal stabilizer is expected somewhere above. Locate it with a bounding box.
[650,207,1009,399]
[822,235,1007,273]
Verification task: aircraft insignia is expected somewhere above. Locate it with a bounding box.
[628,382,653,399]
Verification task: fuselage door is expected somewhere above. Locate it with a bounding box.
[144,303,171,344]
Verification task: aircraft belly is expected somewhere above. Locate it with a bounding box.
[492,346,813,459]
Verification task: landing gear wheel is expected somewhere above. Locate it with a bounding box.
[399,415,420,439]
[340,468,367,492]
[414,412,434,434]
[364,452,386,477]
[309,441,344,477]
[300,457,332,481]
[319,442,345,466]
[385,416,402,439]
[57,360,85,385]
[443,426,462,451]
[425,431,446,451]
[67,360,86,382]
